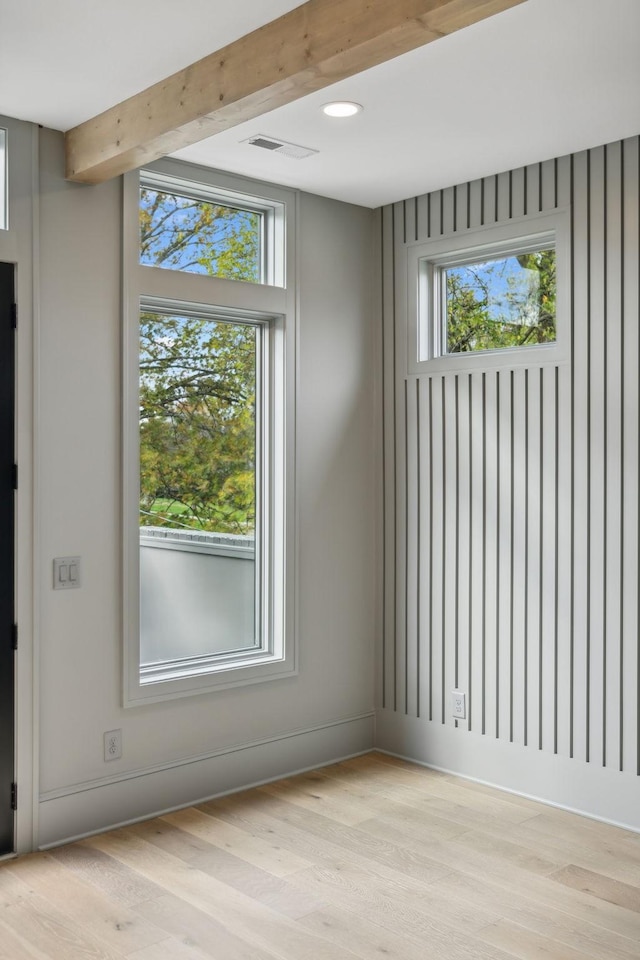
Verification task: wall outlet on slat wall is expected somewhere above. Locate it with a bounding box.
[452,691,466,719]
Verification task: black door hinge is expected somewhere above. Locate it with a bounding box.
[10,303,16,329]
[12,464,17,490]
[10,783,17,812]
[12,624,17,651]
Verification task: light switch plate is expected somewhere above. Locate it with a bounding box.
[53,556,81,589]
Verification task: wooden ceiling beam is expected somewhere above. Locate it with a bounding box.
[65,0,526,184]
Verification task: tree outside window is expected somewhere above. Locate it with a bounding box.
[139,187,262,537]
[445,248,556,355]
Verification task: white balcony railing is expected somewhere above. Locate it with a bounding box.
[140,526,256,667]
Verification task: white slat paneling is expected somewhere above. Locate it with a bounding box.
[456,373,471,732]
[429,190,443,240]
[417,376,431,719]
[381,136,640,790]
[557,154,573,209]
[442,186,456,237]
[540,364,558,755]
[393,202,407,714]
[497,368,514,742]
[540,159,557,212]
[416,192,429,243]
[469,370,485,734]
[405,377,419,717]
[483,370,499,739]
[429,375,445,724]
[570,150,588,764]
[381,205,396,711]
[556,361,573,759]
[511,167,526,220]
[525,163,540,217]
[483,174,497,228]
[525,365,542,750]
[443,373,458,726]
[604,140,623,771]
[587,145,606,768]
[621,137,639,775]
[469,179,483,232]
[496,171,511,223]
[511,367,528,745]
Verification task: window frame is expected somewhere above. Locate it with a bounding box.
[407,208,570,374]
[0,128,7,231]
[122,159,297,706]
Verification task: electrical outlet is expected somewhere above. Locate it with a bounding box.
[452,690,466,719]
[104,729,122,761]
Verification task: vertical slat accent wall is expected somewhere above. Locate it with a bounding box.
[378,137,640,814]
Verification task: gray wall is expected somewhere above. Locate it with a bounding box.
[378,137,640,828]
[36,129,376,846]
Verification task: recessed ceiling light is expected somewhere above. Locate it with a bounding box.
[322,101,363,118]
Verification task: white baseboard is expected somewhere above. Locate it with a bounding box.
[376,710,640,833]
[38,713,374,848]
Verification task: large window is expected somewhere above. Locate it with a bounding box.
[123,162,295,704]
[138,306,264,682]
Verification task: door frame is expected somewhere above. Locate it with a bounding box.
[0,261,15,854]
[0,114,37,855]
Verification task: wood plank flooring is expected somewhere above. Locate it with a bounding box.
[1,752,639,959]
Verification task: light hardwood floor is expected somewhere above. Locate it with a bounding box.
[1,752,639,959]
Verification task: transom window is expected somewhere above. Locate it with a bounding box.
[407,209,569,374]
[140,184,263,282]
[139,170,285,287]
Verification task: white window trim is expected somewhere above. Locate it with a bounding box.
[407,208,571,375]
[122,159,297,706]
[0,127,7,231]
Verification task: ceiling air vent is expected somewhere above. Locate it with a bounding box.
[243,135,318,160]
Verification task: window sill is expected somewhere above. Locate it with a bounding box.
[125,653,297,706]
[409,340,566,376]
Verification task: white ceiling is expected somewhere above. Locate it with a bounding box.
[1,0,638,207]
